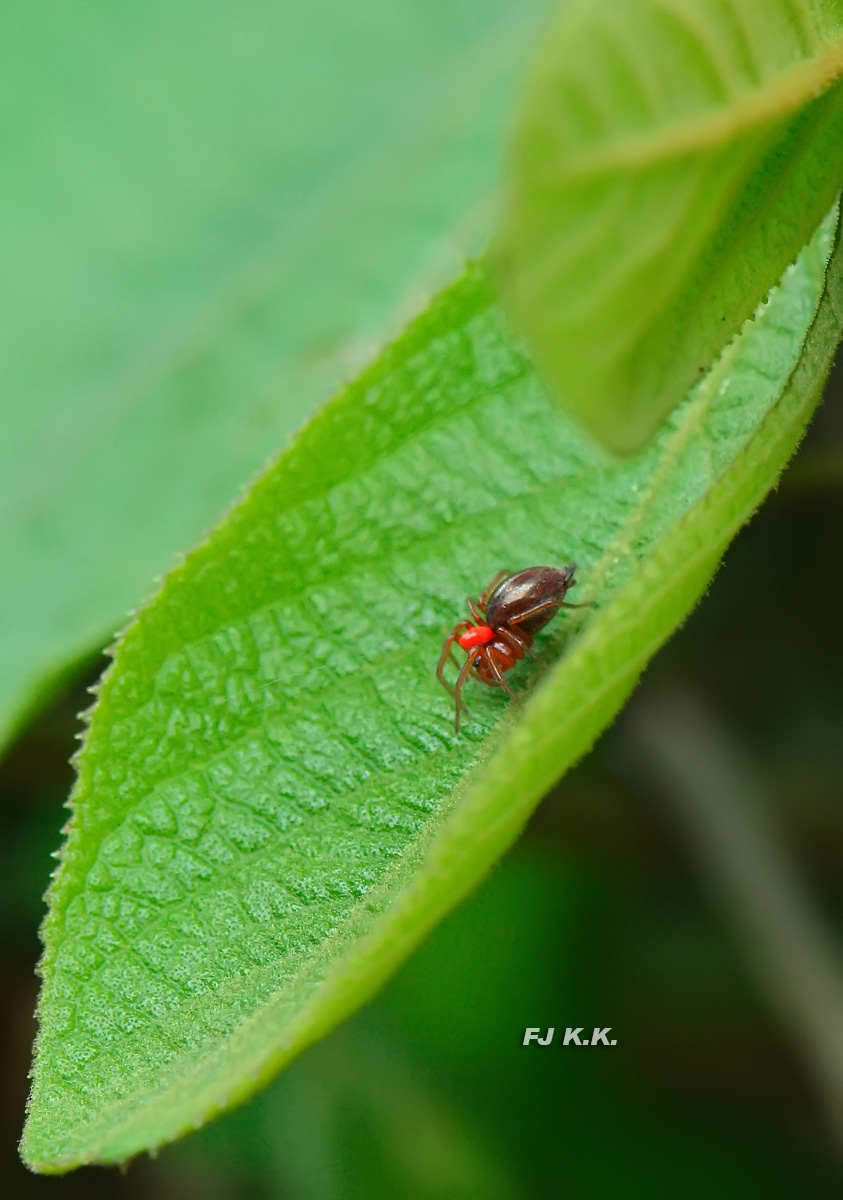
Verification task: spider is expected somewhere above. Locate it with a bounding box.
[436,564,587,732]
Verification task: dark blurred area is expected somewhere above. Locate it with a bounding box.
[2,368,842,1197]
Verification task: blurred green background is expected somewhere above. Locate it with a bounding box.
[3,0,843,1194]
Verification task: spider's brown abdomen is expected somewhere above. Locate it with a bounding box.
[485,565,576,637]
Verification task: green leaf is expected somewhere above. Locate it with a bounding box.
[498,0,843,451]
[0,0,549,751]
[22,204,840,1171]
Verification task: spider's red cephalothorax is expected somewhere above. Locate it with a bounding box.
[436,564,587,732]
[457,624,495,650]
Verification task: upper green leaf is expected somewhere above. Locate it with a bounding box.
[0,0,549,751]
[22,205,840,1171]
[498,0,843,450]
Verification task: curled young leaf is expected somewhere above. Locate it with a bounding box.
[499,0,843,450]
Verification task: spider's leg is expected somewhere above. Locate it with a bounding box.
[524,646,549,668]
[467,597,484,623]
[497,626,527,652]
[507,598,557,628]
[558,576,593,609]
[453,648,478,733]
[436,632,461,698]
[498,626,548,671]
[479,569,511,608]
[486,654,522,707]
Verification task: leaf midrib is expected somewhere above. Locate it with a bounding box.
[547,31,843,176]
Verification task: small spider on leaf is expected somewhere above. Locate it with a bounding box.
[436,565,588,732]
